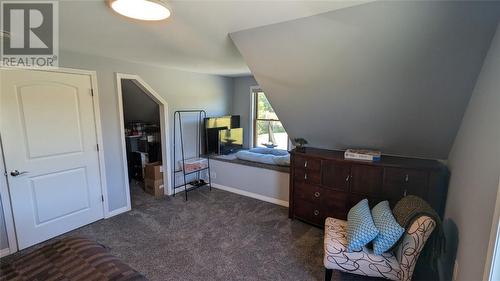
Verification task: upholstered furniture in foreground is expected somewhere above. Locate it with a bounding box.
[324,216,436,281]
[0,237,147,281]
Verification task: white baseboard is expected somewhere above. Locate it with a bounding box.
[0,247,12,258]
[211,183,289,207]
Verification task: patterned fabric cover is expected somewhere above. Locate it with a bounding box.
[0,237,147,281]
[395,216,436,281]
[324,216,436,281]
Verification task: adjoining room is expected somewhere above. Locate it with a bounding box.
[120,77,164,204]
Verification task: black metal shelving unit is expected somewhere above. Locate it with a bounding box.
[173,110,212,200]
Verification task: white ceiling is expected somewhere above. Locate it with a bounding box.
[59,0,371,76]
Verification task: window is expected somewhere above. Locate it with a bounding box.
[253,90,289,150]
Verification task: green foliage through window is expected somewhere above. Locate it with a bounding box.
[255,91,289,150]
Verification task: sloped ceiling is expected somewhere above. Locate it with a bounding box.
[58,0,371,76]
[121,79,159,124]
[230,1,500,159]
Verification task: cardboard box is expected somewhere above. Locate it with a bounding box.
[144,178,164,199]
[144,162,163,180]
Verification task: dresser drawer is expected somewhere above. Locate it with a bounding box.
[380,184,402,201]
[294,155,321,171]
[384,168,428,187]
[383,168,429,199]
[294,168,321,185]
[321,160,350,191]
[350,165,383,195]
[293,198,323,226]
[322,191,349,220]
[349,194,384,210]
[294,182,323,204]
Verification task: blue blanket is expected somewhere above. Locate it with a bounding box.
[236,148,290,166]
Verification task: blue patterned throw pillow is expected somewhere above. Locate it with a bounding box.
[371,201,405,255]
[346,199,379,252]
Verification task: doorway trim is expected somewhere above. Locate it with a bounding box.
[0,67,109,252]
[115,73,172,207]
[0,135,18,257]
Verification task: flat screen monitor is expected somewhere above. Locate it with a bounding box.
[204,115,241,154]
[205,115,240,129]
[219,128,243,154]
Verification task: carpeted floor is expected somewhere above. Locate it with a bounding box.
[2,182,377,281]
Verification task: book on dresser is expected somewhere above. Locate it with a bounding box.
[344,149,381,161]
[288,147,449,227]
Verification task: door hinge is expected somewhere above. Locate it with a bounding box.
[96,144,99,151]
[90,89,94,96]
[101,195,104,202]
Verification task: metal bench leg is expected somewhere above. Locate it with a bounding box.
[325,268,333,281]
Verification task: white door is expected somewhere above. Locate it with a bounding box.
[0,69,104,250]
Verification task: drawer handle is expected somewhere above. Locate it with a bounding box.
[403,189,408,197]
[404,174,409,183]
[304,161,308,168]
[314,210,320,216]
[304,173,308,180]
[314,191,320,198]
[345,175,350,182]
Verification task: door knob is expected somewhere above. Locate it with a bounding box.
[10,170,28,177]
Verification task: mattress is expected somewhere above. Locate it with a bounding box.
[0,237,147,281]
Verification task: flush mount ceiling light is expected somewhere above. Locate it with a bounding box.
[109,0,171,21]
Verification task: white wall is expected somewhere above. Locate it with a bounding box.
[60,50,233,212]
[440,24,500,281]
[231,76,258,148]
[231,1,500,159]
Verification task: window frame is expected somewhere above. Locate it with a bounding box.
[251,89,289,150]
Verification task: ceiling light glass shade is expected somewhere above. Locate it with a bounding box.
[110,0,171,21]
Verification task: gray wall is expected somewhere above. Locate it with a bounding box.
[121,79,160,124]
[231,76,258,148]
[211,159,289,204]
[60,50,232,212]
[440,24,500,281]
[0,194,8,250]
[231,1,500,159]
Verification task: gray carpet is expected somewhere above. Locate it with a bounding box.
[2,182,376,281]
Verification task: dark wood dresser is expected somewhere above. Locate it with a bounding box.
[289,148,449,227]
